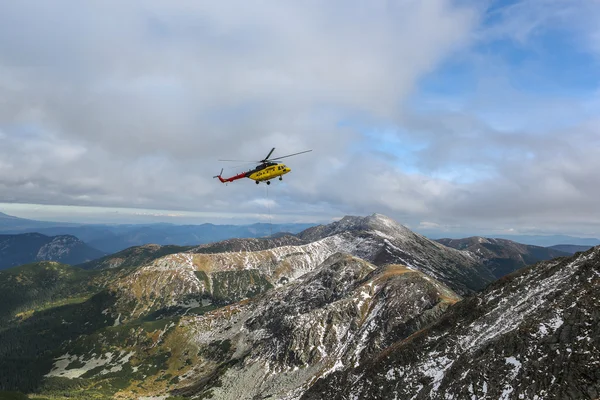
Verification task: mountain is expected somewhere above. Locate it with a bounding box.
[0,212,19,220]
[0,213,584,399]
[108,214,497,307]
[1,253,460,398]
[297,214,497,294]
[304,246,600,400]
[437,236,570,278]
[0,212,71,230]
[548,244,594,254]
[76,222,313,253]
[0,233,106,270]
[167,254,460,399]
[77,236,307,271]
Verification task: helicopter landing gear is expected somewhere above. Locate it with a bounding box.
[266,181,271,185]
[279,177,282,181]
[256,181,259,185]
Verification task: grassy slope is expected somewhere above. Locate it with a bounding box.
[77,244,192,270]
[0,262,97,327]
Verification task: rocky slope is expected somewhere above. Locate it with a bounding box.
[0,214,579,399]
[298,214,494,294]
[103,214,492,322]
[40,253,460,399]
[437,236,570,278]
[0,233,105,270]
[304,246,600,400]
[77,237,307,273]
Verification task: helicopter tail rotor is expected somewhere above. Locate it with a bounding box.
[213,168,226,183]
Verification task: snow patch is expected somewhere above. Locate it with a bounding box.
[45,351,135,379]
[419,355,454,394]
[535,314,564,338]
[505,356,522,379]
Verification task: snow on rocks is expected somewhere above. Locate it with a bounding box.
[45,351,135,379]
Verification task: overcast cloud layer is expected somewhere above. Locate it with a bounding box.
[0,0,599,236]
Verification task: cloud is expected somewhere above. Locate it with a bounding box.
[0,1,476,209]
[0,1,476,157]
[479,0,600,55]
[0,0,598,236]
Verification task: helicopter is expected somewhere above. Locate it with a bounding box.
[214,147,312,185]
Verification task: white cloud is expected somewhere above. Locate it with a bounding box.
[0,0,477,213]
[0,0,599,236]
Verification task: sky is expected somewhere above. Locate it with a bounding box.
[0,0,599,237]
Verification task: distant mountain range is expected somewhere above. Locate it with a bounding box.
[0,212,315,253]
[547,244,594,254]
[0,233,106,270]
[0,212,70,229]
[433,231,600,247]
[1,213,595,399]
[3,211,598,253]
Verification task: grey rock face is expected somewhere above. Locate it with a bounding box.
[303,247,600,400]
[301,214,495,294]
[171,253,460,399]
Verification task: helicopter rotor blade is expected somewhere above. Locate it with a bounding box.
[269,149,312,160]
[262,147,275,161]
[218,159,259,162]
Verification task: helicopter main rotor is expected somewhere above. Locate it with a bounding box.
[219,147,312,165]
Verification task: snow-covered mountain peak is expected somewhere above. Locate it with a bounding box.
[299,213,413,243]
[364,213,414,237]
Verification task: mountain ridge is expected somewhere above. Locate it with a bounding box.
[303,246,600,400]
[437,236,570,278]
[0,213,589,399]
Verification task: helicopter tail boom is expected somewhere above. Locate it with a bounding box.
[214,169,248,183]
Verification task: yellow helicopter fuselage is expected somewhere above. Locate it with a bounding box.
[248,163,291,182]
